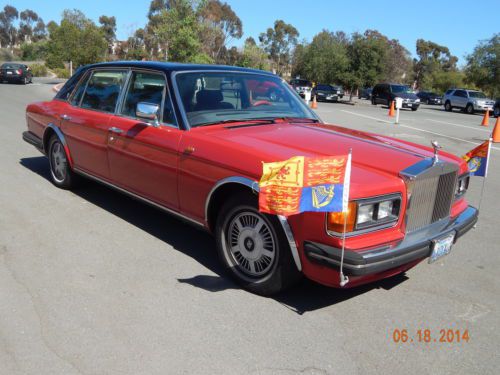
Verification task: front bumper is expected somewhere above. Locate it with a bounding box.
[0,74,23,82]
[402,102,420,109]
[304,206,478,276]
[474,103,494,111]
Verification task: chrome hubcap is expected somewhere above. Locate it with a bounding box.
[228,212,276,277]
[51,142,67,182]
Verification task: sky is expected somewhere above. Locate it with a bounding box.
[4,0,499,65]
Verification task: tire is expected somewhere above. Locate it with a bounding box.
[411,107,418,111]
[465,103,474,114]
[215,193,301,295]
[444,101,452,112]
[48,135,77,189]
[494,106,500,118]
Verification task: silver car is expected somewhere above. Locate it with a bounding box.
[443,89,495,114]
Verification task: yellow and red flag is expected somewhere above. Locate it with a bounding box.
[259,154,351,216]
[462,139,491,177]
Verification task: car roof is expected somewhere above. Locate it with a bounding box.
[86,61,277,77]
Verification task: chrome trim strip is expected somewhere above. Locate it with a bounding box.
[204,176,302,271]
[73,167,206,228]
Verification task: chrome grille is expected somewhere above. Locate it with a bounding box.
[402,160,458,233]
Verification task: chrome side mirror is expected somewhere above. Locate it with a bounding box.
[136,102,160,127]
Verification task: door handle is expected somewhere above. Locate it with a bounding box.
[60,114,71,121]
[109,127,123,134]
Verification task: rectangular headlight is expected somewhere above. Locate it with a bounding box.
[355,195,401,231]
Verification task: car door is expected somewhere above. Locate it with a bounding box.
[107,69,182,210]
[452,90,466,108]
[61,69,128,179]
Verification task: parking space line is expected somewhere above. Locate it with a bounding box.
[340,110,500,151]
[425,118,491,133]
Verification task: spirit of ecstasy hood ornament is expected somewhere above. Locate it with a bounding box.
[431,140,442,164]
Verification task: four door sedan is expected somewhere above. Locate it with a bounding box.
[0,62,33,84]
[23,62,478,295]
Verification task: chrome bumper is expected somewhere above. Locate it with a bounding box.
[304,206,478,276]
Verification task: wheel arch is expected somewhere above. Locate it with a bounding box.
[205,176,302,271]
[43,123,73,167]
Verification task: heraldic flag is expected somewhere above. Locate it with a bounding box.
[259,154,352,216]
[462,139,491,177]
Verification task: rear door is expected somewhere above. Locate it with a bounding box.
[452,90,467,108]
[107,69,182,210]
[61,69,128,179]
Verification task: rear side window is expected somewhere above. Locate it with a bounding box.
[120,71,176,126]
[454,90,467,98]
[80,70,128,113]
[56,67,86,101]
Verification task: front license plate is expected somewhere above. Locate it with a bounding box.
[7,71,12,75]
[429,233,455,263]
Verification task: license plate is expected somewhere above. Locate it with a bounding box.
[429,233,455,263]
[7,71,12,75]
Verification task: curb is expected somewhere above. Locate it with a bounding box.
[53,82,65,93]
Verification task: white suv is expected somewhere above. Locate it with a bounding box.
[443,89,495,114]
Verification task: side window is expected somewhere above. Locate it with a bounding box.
[70,71,91,106]
[120,71,176,126]
[56,67,86,101]
[80,70,127,113]
[454,90,466,98]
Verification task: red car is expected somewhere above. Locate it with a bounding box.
[23,62,478,295]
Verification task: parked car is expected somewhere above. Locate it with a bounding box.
[494,99,500,117]
[312,84,338,102]
[417,91,442,105]
[0,62,33,84]
[289,78,312,98]
[443,89,495,114]
[358,87,372,100]
[331,85,344,99]
[372,83,420,111]
[23,61,477,295]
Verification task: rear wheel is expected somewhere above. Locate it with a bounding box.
[215,193,301,295]
[465,103,474,114]
[48,135,77,189]
[444,101,452,111]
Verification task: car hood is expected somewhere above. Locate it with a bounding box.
[198,122,464,198]
[394,92,419,100]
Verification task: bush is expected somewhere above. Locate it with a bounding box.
[20,41,48,61]
[52,67,71,79]
[29,63,48,77]
[0,48,14,61]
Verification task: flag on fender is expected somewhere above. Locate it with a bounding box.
[258,154,352,216]
[462,139,492,177]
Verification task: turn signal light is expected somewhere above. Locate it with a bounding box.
[326,202,357,234]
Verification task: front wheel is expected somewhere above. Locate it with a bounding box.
[444,101,452,111]
[215,194,301,295]
[48,135,78,189]
[465,104,474,114]
[411,107,418,111]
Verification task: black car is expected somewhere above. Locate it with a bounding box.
[312,84,338,102]
[289,78,312,98]
[372,83,420,111]
[358,87,372,99]
[0,63,33,84]
[494,99,500,118]
[417,91,442,105]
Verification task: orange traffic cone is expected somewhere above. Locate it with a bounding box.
[311,95,318,109]
[388,101,395,117]
[481,109,490,126]
[492,116,500,143]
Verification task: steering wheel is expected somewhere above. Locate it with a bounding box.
[252,100,273,107]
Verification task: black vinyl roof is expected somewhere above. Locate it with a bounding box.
[86,61,276,76]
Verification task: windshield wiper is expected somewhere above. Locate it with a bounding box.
[194,117,319,128]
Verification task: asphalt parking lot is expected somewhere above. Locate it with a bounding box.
[1,79,498,375]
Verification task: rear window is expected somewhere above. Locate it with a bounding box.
[1,63,22,69]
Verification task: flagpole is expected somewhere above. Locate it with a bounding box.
[477,137,492,217]
[339,148,352,287]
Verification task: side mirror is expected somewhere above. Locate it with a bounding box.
[136,102,160,127]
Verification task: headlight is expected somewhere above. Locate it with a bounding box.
[455,174,470,199]
[326,194,401,235]
[415,99,420,103]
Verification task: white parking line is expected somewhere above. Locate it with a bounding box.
[340,110,500,151]
[425,118,491,133]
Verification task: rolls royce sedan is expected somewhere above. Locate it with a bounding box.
[22,61,478,295]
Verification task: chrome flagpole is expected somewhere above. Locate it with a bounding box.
[477,137,492,216]
[339,148,352,287]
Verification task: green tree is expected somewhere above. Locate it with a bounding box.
[465,34,499,98]
[32,18,46,42]
[99,15,116,48]
[0,5,19,49]
[18,9,39,43]
[237,37,270,70]
[259,20,299,76]
[414,39,458,90]
[199,0,243,63]
[46,9,107,68]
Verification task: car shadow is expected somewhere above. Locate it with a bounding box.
[19,156,410,314]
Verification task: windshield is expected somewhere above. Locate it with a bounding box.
[468,91,486,98]
[391,85,411,94]
[176,72,318,128]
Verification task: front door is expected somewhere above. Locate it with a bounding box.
[107,70,182,210]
